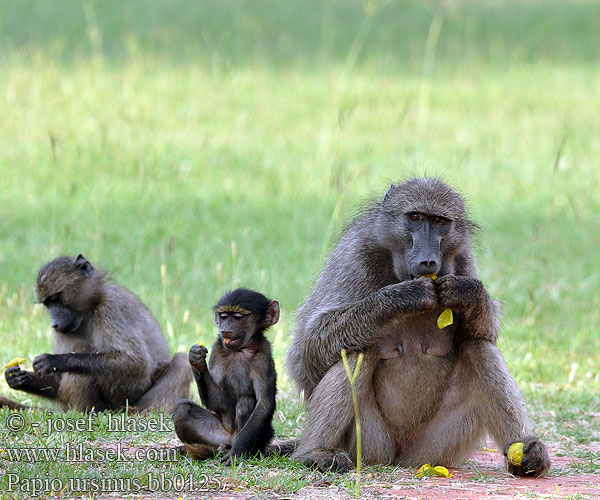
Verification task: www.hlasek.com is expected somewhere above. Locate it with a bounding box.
[6,473,224,495]
[3,442,178,462]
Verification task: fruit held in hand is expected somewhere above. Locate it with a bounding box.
[4,357,26,369]
[423,274,454,329]
[507,442,525,465]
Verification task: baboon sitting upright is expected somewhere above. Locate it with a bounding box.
[173,288,279,465]
[286,178,550,476]
[3,255,192,412]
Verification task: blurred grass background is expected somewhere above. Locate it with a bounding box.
[0,0,599,414]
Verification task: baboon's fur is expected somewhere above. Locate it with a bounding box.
[172,289,278,464]
[287,178,550,476]
[3,255,191,412]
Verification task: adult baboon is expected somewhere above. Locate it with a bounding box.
[286,178,550,476]
[173,289,278,464]
[3,255,191,412]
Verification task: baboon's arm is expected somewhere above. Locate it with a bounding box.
[461,290,499,343]
[435,275,499,344]
[296,278,436,390]
[227,359,276,459]
[187,343,227,413]
[32,352,146,378]
[194,368,227,414]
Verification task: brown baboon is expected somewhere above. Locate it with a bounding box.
[2,255,192,412]
[172,289,278,465]
[286,178,550,477]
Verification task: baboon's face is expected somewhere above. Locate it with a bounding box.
[403,211,453,278]
[379,179,471,282]
[215,311,258,351]
[36,255,97,334]
[41,294,83,334]
[214,300,279,351]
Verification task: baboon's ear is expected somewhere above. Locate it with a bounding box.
[264,300,280,327]
[383,184,396,205]
[73,254,94,277]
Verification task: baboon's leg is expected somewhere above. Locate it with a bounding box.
[135,353,192,413]
[293,351,395,472]
[58,374,109,411]
[399,341,550,476]
[172,399,231,460]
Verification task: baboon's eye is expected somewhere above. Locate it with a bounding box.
[219,312,229,320]
[233,313,243,319]
[432,215,450,225]
[43,293,61,306]
[408,212,423,221]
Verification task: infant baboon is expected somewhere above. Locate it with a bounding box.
[287,178,550,476]
[3,255,191,412]
[172,288,278,464]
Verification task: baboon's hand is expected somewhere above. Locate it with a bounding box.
[5,366,30,389]
[33,354,62,376]
[392,276,438,312]
[435,275,484,312]
[188,344,208,369]
[504,436,551,477]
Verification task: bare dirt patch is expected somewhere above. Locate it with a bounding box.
[368,445,600,500]
[95,441,599,500]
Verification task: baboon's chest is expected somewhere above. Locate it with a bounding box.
[377,310,455,360]
[373,309,456,439]
[213,359,255,403]
[222,366,255,399]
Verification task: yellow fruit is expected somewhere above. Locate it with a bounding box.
[432,466,453,477]
[416,463,453,478]
[4,357,26,369]
[198,341,205,346]
[507,442,524,465]
[437,308,453,329]
[416,464,432,477]
[422,274,454,329]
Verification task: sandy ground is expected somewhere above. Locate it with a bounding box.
[189,443,599,500]
[92,441,599,499]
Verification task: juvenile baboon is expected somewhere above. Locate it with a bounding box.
[286,178,550,476]
[172,288,278,464]
[3,255,192,412]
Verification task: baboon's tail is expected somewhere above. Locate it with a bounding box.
[0,395,28,410]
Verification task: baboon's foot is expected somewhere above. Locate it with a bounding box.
[265,439,299,457]
[504,436,551,477]
[293,447,354,473]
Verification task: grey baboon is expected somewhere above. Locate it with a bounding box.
[3,255,192,412]
[172,289,278,464]
[286,178,550,477]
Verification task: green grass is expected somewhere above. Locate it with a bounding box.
[1,0,599,498]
